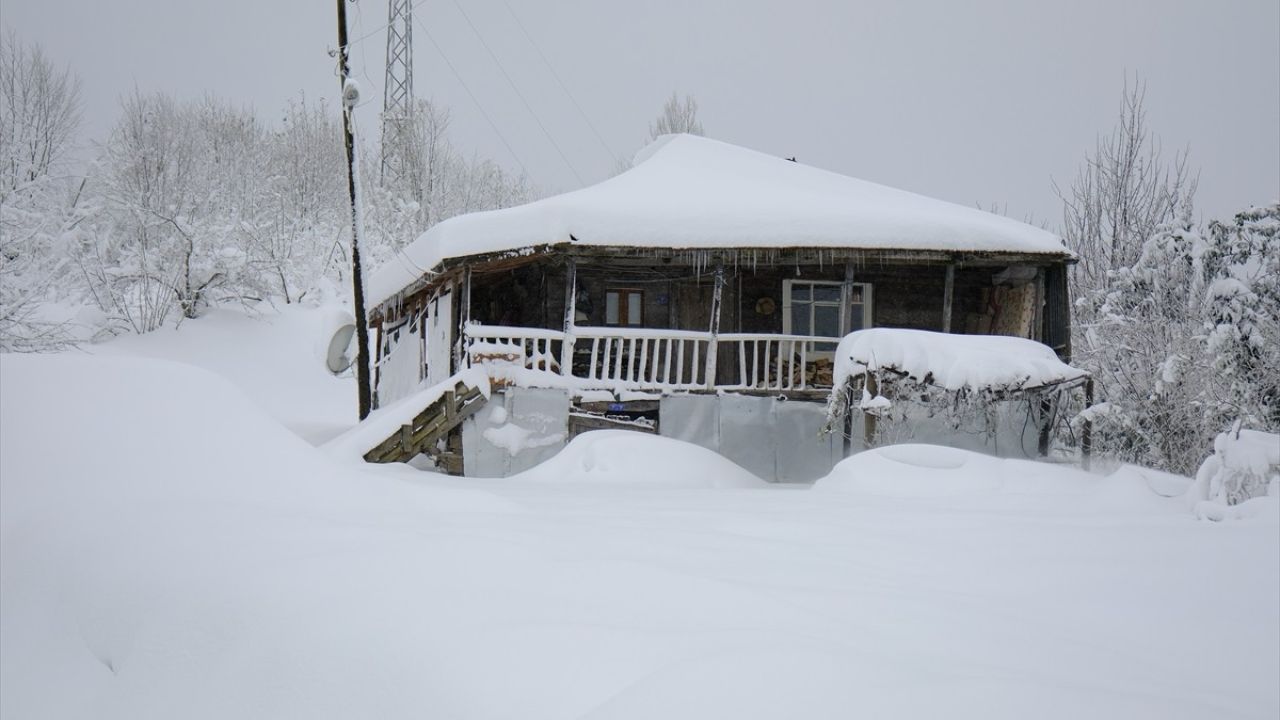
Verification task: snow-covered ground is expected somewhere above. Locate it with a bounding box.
[2,305,1277,719]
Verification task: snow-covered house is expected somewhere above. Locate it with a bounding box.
[363,134,1077,480]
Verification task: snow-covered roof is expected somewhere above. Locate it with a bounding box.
[832,328,1087,394]
[369,134,1070,306]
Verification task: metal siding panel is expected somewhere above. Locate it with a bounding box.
[659,395,720,452]
[718,394,777,482]
[774,401,842,483]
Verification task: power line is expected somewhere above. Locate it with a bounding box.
[342,0,429,51]
[445,0,585,185]
[414,15,531,178]
[498,0,619,168]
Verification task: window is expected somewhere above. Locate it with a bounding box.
[605,289,644,326]
[783,280,873,351]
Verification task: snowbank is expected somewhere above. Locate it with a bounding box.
[815,443,1186,515]
[511,430,766,488]
[3,349,1277,719]
[94,303,358,445]
[831,328,1088,393]
[369,134,1069,306]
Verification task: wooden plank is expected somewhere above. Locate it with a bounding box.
[569,414,658,435]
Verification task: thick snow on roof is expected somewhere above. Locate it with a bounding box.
[832,328,1087,393]
[369,134,1069,305]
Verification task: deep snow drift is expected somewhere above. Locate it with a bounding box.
[2,305,1277,719]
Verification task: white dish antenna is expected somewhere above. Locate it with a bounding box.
[316,309,358,375]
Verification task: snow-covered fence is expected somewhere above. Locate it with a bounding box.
[572,327,713,389]
[461,323,841,392]
[464,325,564,372]
[718,334,832,391]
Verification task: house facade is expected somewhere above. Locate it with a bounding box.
[364,135,1075,480]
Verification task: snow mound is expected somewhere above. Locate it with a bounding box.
[1,353,512,718]
[815,444,1004,497]
[832,328,1087,394]
[94,303,357,445]
[815,444,1185,513]
[513,430,766,488]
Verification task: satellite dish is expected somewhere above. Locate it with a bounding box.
[316,309,357,375]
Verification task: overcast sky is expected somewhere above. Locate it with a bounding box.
[7,0,1278,227]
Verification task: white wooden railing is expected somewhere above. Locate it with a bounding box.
[462,323,836,392]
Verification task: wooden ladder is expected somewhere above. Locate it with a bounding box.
[362,379,488,472]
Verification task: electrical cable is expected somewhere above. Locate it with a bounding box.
[342,0,430,51]
[414,15,531,179]
[498,0,619,167]
[445,0,585,185]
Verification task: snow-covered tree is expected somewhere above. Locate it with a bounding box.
[366,98,532,262]
[1201,203,1280,432]
[1074,200,1280,477]
[0,33,83,351]
[247,95,348,303]
[77,92,269,331]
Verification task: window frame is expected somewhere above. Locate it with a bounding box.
[604,288,645,327]
[781,279,873,343]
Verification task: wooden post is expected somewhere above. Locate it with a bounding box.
[371,323,383,410]
[842,261,856,334]
[560,258,577,376]
[336,0,372,420]
[1036,393,1052,457]
[942,263,955,333]
[863,371,878,449]
[453,269,472,373]
[705,265,724,389]
[1082,377,1094,471]
[842,381,854,458]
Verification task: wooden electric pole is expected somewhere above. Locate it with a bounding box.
[336,0,373,419]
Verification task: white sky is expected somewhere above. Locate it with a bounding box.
[6,0,1278,227]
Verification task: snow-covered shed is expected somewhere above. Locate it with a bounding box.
[363,134,1078,479]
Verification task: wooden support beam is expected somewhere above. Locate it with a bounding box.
[453,268,472,373]
[560,258,577,376]
[1082,377,1094,471]
[842,261,856,335]
[942,263,955,333]
[705,266,725,389]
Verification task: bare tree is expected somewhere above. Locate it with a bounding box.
[0,31,81,194]
[0,33,82,351]
[1054,76,1196,298]
[649,92,704,140]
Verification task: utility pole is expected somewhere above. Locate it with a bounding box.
[380,0,415,186]
[336,0,373,420]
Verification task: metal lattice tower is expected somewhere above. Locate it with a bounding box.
[380,0,414,186]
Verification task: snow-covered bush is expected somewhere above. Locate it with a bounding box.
[1187,427,1279,521]
[1077,210,1213,473]
[1201,204,1280,432]
[1074,203,1280,475]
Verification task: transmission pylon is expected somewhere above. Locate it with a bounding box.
[380,0,414,186]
